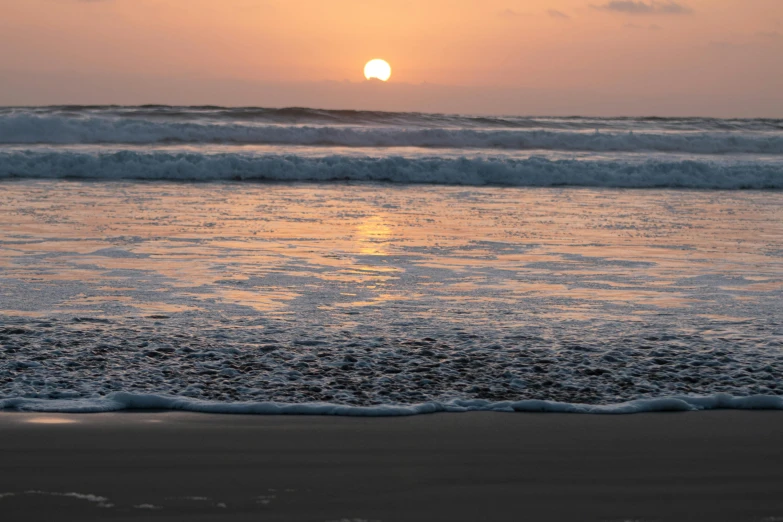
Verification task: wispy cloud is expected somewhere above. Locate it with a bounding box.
[592,1,693,15]
[708,40,743,50]
[498,8,525,18]
[547,9,571,20]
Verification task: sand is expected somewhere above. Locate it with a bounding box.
[1,411,782,521]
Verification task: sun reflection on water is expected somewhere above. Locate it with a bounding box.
[355,215,392,255]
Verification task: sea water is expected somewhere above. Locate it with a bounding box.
[0,106,781,414]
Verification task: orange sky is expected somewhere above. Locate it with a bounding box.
[1,0,781,116]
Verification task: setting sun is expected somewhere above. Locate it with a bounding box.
[364,59,392,82]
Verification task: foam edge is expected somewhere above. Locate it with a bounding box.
[1,392,782,416]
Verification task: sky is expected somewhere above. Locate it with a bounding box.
[0,0,781,116]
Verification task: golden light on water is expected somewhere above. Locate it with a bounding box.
[356,215,392,255]
[364,59,392,81]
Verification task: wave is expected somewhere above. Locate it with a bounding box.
[0,150,781,189]
[2,114,783,153]
[4,106,783,131]
[1,392,781,415]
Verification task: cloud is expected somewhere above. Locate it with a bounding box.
[757,31,781,39]
[624,23,664,31]
[708,40,743,50]
[592,1,692,15]
[547,9,571,20]
[498,8,524,18]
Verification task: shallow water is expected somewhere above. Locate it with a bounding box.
[0,180,781,411]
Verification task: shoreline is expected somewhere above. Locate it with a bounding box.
[1,411,782,521]
[3,391,783,416]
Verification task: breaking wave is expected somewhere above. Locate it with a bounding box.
[1,150,781,188]
[2,113,783,154]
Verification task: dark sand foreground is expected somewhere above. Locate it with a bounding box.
[1,411,782,522]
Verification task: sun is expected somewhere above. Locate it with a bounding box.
[364,59,392,82]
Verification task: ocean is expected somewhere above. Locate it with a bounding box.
[0,106,781,414]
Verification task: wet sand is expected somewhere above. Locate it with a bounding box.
[1,411,782,521]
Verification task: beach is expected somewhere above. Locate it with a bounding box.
[1,410,782,521]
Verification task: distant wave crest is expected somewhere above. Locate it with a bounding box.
[4,106,783,131]
[1,150,781,189]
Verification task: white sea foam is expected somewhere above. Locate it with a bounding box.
[21,491,114,508]
[2,114,782,153]
[1,392,781,416]
[1,151,781,188]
